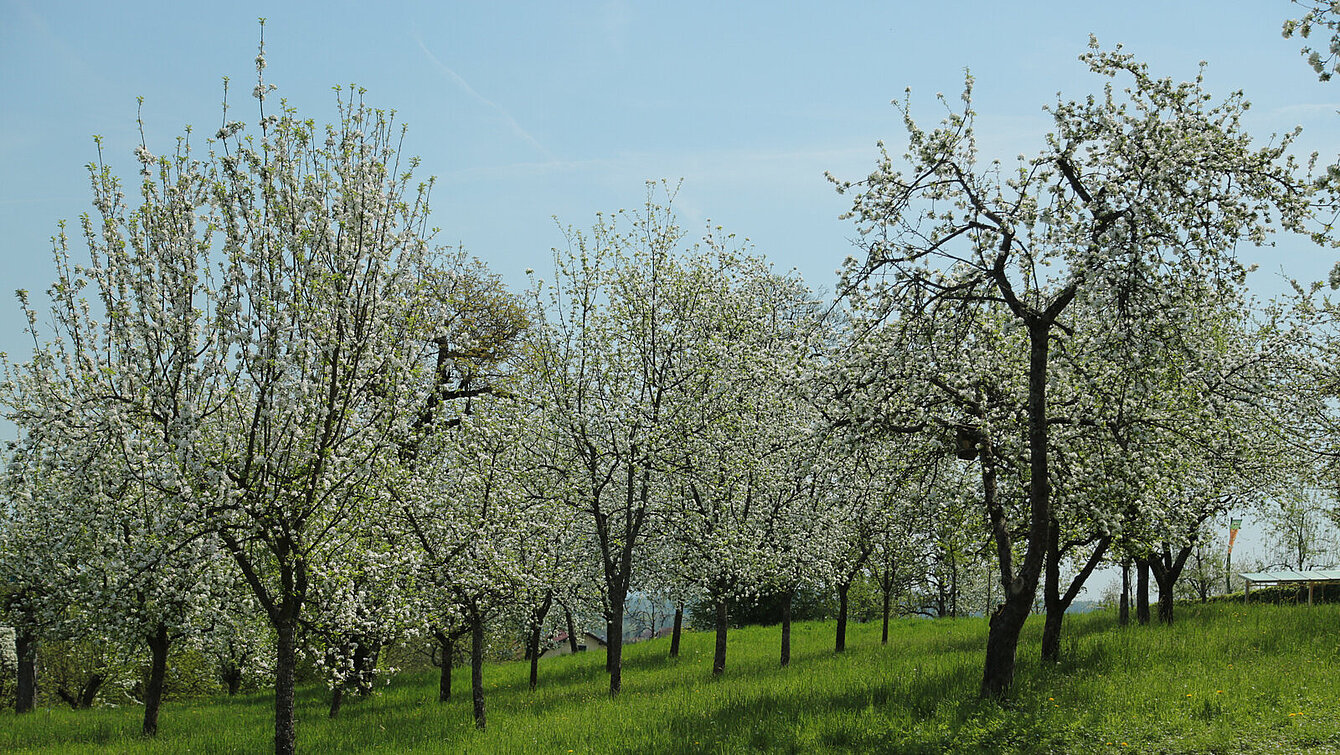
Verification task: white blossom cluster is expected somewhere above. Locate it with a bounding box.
[0,627,15,675]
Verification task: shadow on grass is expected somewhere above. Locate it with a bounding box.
[636,657,1075,754]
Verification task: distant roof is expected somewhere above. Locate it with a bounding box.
[1240,569,1340,582]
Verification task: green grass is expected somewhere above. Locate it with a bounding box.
[5,602,1340,753]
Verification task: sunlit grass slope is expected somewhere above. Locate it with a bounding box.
[5,602,1340,753]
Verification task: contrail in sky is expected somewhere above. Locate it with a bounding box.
[415,37,555,161]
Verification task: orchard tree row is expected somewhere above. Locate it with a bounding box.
[6,19,1340,755]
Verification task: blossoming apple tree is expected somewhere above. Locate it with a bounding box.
[831,41,1314,696]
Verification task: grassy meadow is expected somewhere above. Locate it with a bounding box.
[4,602,1340,753]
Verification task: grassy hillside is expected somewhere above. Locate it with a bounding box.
[4,602,1340,753]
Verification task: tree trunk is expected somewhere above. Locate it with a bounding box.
[80,674,104,709]
[328,685,345,719]
[1136,559,1151,625]
[143,624,170,736]
[780,589,793,668]
[354,641,379,697]
[223,665,243,696]
[1041,522,1063,663]
[979,319,1063,698]
[57,670,105,710]
[1041,534,1109,663]
[528,591,552,691]
[982,594,1031,698]
[564,607,579,653]
[471,613,486,731]
[58,672,105,710]
[15,628,36,714]
[949,553,960,618]
[1119,559,1130,627]
[881,581,892,644]
[669,603,683,659]
[1149,544,1193,626]
[712,596,728,677]
[607,594,625,695]
[274,616,299,755]
[435,632,454,703]
[325,641,349,718]
[528,628,541,691]
[1156,576,1175,624]
[835,583,850,653]
[984,567,993,617]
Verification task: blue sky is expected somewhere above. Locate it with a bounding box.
[2,0,1338,579]
[5,1,1337,305]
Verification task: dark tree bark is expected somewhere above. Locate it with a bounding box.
[982,593,1032,698]
[328,686,345,719]
[433,629,456,703]
[1119,558,1130,627]
[712,596,728,677]
[440,653,452,703]
[57,670,105,710]
[1156,572,1176,624]
[80,675,103,708]
[528,591,553,691]
[327,637,378,718]
[56,687,78,709]
[835,582,850,653]
[605,591,627,694]
[780,589,793,667]
[222,664,243,696]
[564,606,579,654]
[1041,533,1109,663]
[526,635,540,689]
[587,450,653,696]
[881,577,892,644]
[980,316,1071,698]
[1039,529,1064,664]
[326,644,350,718]
[143,623,171,736]
[1136,558,1151,625]
[217,531,307,755]
[949,552,960,617]
[669,603,683,659]
[357,642,379,697]
[15,628,37,714]
[274,614,299,755]
[470,611,486,730]
[1149,542,1195,625]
